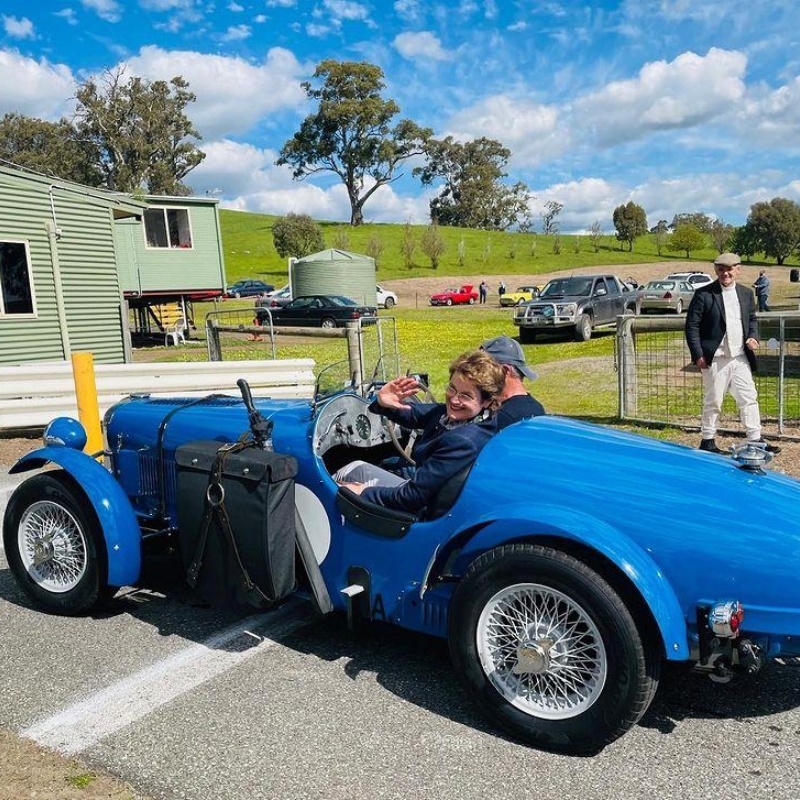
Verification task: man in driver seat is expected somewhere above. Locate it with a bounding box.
[335,350,504,514]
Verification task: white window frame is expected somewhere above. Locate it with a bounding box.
[143,206,194,250]
[0,239,37,318]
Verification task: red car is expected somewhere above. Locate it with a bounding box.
[429,284,478,306]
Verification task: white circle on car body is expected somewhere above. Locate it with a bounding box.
[295,484,331,563]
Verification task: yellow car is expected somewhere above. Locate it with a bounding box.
[500,284,540,307]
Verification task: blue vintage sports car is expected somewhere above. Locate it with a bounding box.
[3,360,800,755]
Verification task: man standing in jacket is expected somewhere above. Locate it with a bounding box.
[685,252,779,454]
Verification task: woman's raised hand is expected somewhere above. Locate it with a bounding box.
[376,376,420,409]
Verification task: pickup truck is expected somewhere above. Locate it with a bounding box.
[513,274,637,342]
[429,284,478,306]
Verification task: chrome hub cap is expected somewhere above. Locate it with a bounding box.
[18,501,87,593]
[477,583,607,720]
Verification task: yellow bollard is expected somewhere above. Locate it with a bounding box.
[71,352,104,455]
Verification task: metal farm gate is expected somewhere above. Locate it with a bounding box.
[616,313,800,440]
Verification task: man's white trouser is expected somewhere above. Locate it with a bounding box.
[700,354,761,440]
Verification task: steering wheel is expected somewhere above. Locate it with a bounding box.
[385,378,437,465]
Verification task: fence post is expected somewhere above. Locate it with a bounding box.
[617,316,637,418]
[207,318,222,361]
[346,322,363,389]
[71,352,103,455]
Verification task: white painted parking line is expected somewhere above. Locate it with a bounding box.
[22,602,310,755]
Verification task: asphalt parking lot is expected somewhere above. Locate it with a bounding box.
[2,528,800,800]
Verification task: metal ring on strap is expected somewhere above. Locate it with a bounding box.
[206,482,226,507]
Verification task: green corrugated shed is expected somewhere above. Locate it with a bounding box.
[114,196,226,297]
[0,164,145,366]
[291,248,376,306]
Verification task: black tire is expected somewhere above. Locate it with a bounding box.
[234,291,241,299]
[574,313,593,341]
[3,472,107,615]
[320,317,337,329]
[446,298,453,307]
[468,297,476,305]
[518,327,537,344]
[384,297,395,309]
[448,544,660,755]
[675,300,683,314]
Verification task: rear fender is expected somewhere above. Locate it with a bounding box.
[445,503,689,660]
[10,448,142,587]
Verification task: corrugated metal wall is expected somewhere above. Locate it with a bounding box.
[292,249,377,306]
[114,199,226,294]
[0,171,127,365]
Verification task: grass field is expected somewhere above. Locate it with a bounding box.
[220,209,799,286]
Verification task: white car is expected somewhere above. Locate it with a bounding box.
[376,285,397,309]
[665,271,713,289]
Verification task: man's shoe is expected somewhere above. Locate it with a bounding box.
[699,438,723,453]
[752,440,781,454]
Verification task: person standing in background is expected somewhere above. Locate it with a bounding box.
[752,270,771,312]
[479,280,488,304]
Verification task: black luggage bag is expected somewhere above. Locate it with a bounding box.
[175,439,298,609]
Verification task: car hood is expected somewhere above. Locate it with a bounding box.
[462,416,800,615]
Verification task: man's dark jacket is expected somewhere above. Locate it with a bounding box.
[684,281,758,372]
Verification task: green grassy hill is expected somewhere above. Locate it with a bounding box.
[220,209,768,286]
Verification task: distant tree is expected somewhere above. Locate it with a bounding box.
[668,224,706,257]
[670,212,712,233]
[541,200,563,235]
[271,213,325,258]
[420,223,446,269]
[400,221,417,269]
[415,136,529,230]
[728,223,760,263]
[651,220,669,256]
[589,221,603,252]
[277,60,430,226]
[710,219,734,253]
[613,202,648,251]
[0,113,102,186]
[74,68,205,194]
[552,232,562,254]
[747,198,800,265]
[365,234,384,268]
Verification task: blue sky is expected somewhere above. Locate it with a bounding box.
[0,0,798,232]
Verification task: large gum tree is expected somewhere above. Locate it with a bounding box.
[277,60,430,226]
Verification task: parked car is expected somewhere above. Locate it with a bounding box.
[256,295,377,329]
[500,285,540,307]
[514,274,638,342]
[259,285,292,308]
[376,285,397,309]
[665,271,713,289]
[430,284,478,306]
[4,355,800,755]
[638,279,695,314]
[226,279,275,298]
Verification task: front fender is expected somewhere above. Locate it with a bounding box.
[449,502,690,660]
[10,448,141,587]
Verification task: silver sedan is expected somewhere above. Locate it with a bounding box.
[637,279,695,314]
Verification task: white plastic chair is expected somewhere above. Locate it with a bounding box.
[165,317,187,346]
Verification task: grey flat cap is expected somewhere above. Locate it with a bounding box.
[714,252,741,267]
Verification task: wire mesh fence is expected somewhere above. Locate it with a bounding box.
[617,313,800,439]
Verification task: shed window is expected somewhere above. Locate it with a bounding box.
[0,241,34,315]
[144,207,193,249]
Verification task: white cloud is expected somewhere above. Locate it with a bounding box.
[266,0,296,6]
[123,46,308,139]
[323,0,370,22]
[193,139,430,223]
[54,9,78,25]
[446,95,566,167]
[79,0,122,23]
[0,50,76,119]
[254,15,267,23]
[393,0,423,21]
[393,31,452,61]
[220,24,251,41]
[228,2,244,11]
[738,75,800,147]
[573,48,747,147]
[2,16,35,39]
[306,24,330,38]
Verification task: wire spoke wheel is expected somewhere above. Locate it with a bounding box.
[477,583,607,719]
[18,500,88,593]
